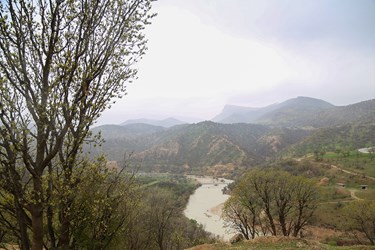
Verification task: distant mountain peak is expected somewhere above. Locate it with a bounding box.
[211,96,375,128]
[281,96,334,107]
[120,117,187,128]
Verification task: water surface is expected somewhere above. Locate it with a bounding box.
[184,176,234,240]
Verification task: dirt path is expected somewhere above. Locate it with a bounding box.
[330,165,375,181]
[349,189,363,200]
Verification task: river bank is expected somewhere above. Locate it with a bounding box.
[184,176,234,241]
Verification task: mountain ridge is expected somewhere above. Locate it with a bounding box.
[120,117,187,128]
[90,97,375,173]
[213,96,375,128]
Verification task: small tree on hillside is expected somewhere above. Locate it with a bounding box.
[342,201,375,245]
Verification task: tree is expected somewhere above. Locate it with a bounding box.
[0,1,155,249]
[223,169,318,238]
[145,188,180,250]
[368,147,375,160]
[223,196,264,240]
[313,148,326,162]
[61,158,141,249]
[343,201,375,245]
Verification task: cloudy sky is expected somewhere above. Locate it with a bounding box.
[97,0,375,125]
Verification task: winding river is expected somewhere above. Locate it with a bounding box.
[184,176,234,240]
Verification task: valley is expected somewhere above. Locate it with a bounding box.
[90,96,375,248]
[2,96,375,249]
[91,97,375,177]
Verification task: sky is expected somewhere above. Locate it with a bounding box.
[97,0,375,125]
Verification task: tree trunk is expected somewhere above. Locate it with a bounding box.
[278,210,288,236]
[14,200,31,250]
[264,205,277,236]
[31,176,44,250]
[58,202,72,250]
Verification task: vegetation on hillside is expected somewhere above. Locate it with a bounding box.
[290,123,375,158]
[92,122,311,173]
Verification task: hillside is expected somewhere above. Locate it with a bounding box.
[91,121,310,172]
[213,97,375,128]
[91,97,375,173]
[289,122,375,157]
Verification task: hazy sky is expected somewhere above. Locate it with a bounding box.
[97,0,375,125]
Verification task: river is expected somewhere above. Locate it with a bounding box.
[184,176,234,241]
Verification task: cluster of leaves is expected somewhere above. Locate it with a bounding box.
[222,169,318,240]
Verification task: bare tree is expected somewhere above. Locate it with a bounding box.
[223,196,262,240]
[0,1,155,249]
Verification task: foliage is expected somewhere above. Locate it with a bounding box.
[63,160,140,249]
[223,169,318,238]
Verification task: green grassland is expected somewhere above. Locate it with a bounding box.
[323,151,375,178]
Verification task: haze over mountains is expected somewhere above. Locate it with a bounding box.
[92,97,375,173]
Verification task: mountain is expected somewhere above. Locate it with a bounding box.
[92,124,166,139]
[256,96,335,127]
[212,104,279,124]
[90,121,311,172]
[213,97,375,128]
[90,97,375,174]
[120,117,187,128]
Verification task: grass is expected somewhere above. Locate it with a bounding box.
[313,203,347,229]
[323,151,375,177]
[318,186,352,202]
[355,189,375,200]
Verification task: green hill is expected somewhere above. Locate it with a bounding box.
[289,123,375,156]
